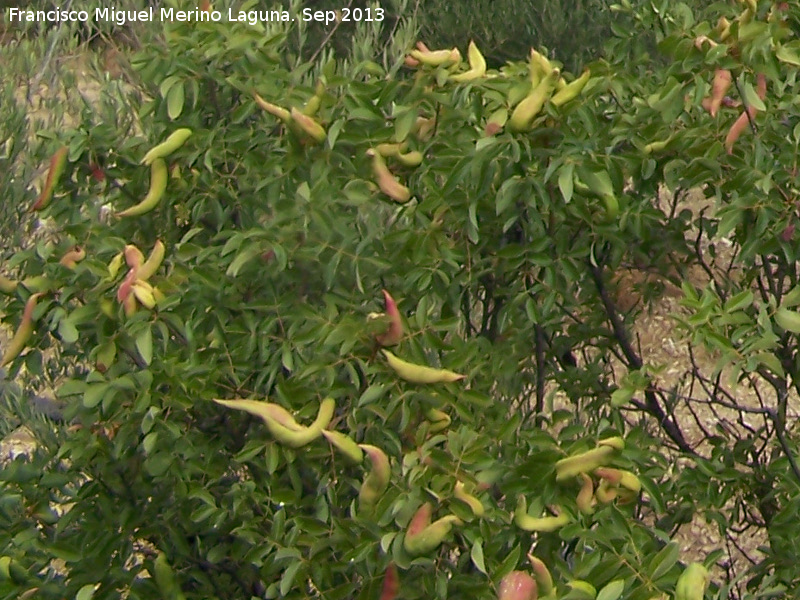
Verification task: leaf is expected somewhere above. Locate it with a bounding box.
[280,560,303,596]
[58,318,79,344]
[395,108,418,142]
[470,539,486,574]
[776,42,800,66]
[493,544,521,583]
[358,384,387,407]
[742,82,765,113]
[723,290,753,313]
[647,541,679,580]
[76,584,97,600]
[610,386,635,408]
[226,245,262,277]
[496,177,522,215]
[136,325,153,366]
[580,168,614,199]
[558,164,574,203]
[596,579,625,600]
[753,352,784,377]
[159,75,181,98]
[83,383,109,408]
[167,81,185,120]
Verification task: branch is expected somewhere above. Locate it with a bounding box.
[587,259,695,454]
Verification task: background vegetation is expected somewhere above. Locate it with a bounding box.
[1,0,799,599]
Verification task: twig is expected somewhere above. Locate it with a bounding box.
[587,259,695,454]
[28,0,73,106]
[308,0,354,64]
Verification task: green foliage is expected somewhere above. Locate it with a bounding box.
[2,1,800,599]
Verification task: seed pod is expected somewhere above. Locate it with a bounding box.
[117,267,138,305]
[595,479,618,504]
[125,245,145,269]
[321,429,364,464]
[509,68,560,132]
[375,142,407,157]
[117,159,168,217]
[0,274,17,295]
[1,293,44,368]
[594,467,641,493]
[358,444,391,512]
[454,481,485,517]
[725,74,766,155]
[409,47,461,68]
[30,146,68,212]
[382,350,466,384]
[527,554,554,596]
[725,110,754,154]
[405,501,431,538]
[380,562,399,600]
[107,252,125,279]
[514,495,570,532]
[58,245,85,269]
[716,16,731,41]
[425,407,451,433]
[708,69,732,117]
[576,472,595,515]
[450,40,487,83]
[555,444,620,481]
[598,436,625,450]
[367,149,411,203]
[529,48,554,86]
[123,292,138,317]
[290,107,327,144]
[140,128,193,166]
[138,240,166,281]
[253,93,291,122]
[498,571,538,600]
[302,81,326,116]
[395,150,424,168]
[375,289,403,346]
[132,280,158,309]
[675,563,709,600]
[212,398,305,431]
[551,68,591,107]
[644,137,672,154]
[412,116,436,141]
[262,397,334,447]
[403,504,462,556]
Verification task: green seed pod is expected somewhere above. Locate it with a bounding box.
[675,563,709,600]
[555,446,617,481]
[321,429,364,464]
[30,146,68,211]
[358,444,391,512]
[117,159,168,218]
[527,554,554,596]
[514,495,570,532]
[141,129,193,166]
[453,481,485,517]
[403,502,462,556]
